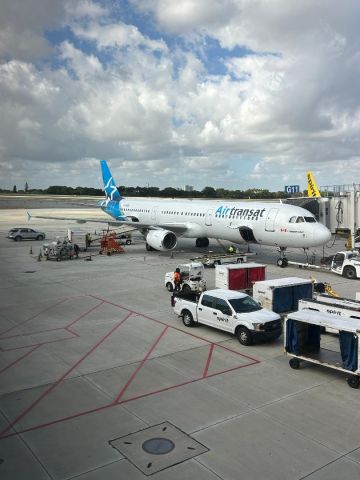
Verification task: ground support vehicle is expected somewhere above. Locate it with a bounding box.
[99,231,125,255]
[118,233,132,245]
[173,289,281,346]
[43,241,76,261]
[298,295,360,333]
[253,277,313,315]
[215,263,266,291]
[8,228,45,241]
[191,252,254,268]
[284,310,360,388]
[165,263,206,293]
[287,251,360,280]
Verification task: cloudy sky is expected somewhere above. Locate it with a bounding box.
[0,0,359,191]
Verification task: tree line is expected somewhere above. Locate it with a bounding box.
[0,184,301,199]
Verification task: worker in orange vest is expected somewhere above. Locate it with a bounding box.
[173,267,182,292]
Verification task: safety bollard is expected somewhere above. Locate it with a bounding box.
[30,246,33,254]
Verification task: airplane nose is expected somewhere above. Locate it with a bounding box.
[317,225,331,245]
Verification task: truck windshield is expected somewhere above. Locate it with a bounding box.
[229,297,262,313]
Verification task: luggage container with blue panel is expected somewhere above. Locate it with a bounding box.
[284,310,360,388]
[252,277,313,314]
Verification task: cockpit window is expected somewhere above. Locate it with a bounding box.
[289,216,297,223]
[296,216,304,223]
[304,217,316,223]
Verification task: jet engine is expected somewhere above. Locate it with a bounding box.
[146,230,177,251]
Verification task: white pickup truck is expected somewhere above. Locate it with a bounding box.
[173,289,282,345]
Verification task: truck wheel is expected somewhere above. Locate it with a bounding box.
[343,266,357,280]
[126,239,131,245]
[214,260,221,266]
[289,358,300,369]
[14,236,21,241]
[182,310,195,327]
[237,327,252,346]
[36,235,44,241]
[182,284,191,294]
[347,375,360,389]
[166,282,173,292]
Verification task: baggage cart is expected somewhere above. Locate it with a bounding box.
[284,310,360,388]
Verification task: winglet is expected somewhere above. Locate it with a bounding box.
[307,171,321,198]
[100,160,122,201]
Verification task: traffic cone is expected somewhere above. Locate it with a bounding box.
[30,246,33,254]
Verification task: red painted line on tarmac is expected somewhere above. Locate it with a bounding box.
[113,325,169,403]
[0,298,69,337]
[119,360,260,404]
[0,312,132,438]
[202,343,214,378]
[0,358,259,440]
[90,295,259,364]
[0,301,103,350]
[0,335,77,352]
[66,301,104,328]
[64,327,80,337]
[0,403,115,439]
[0,295,261,439]
[0,345,40,375]
[0,327,65,340]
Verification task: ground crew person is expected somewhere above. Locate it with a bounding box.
[85,233,92,249]
[173,267,182,292]
[228,244,235,254]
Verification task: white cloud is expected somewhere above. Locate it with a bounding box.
[1,0,360,190]
[0,0,66,60]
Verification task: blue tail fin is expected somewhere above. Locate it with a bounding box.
[100,160,122,201]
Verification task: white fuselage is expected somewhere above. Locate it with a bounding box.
[101,197,331,249]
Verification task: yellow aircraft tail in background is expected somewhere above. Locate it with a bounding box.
[307,171,321,198]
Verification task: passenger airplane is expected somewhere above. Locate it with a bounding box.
[29,160,331,266]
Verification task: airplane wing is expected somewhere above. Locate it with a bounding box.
[27,212,189,234]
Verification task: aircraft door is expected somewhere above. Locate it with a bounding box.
[151,206,158,223]
[205,209,213,226]
[265,208,279,232]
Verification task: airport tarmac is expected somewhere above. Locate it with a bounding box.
[1,206,360,480]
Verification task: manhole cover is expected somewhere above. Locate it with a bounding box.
[110,421,209,476]
[142,438,175,455]
[24,271,36,273]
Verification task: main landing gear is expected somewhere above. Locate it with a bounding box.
[196,237,209,248]
[277,247,288,268]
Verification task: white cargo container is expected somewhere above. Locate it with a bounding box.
[298,295,360,333]
[253,277,313,314]
[215,263,266,291]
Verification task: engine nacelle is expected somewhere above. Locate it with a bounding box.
[146,230,177,251]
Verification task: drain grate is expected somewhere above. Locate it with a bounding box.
[142,437,175,455]
[110,422,209,476]
[24,271,36,274]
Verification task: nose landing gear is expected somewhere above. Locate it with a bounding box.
[277,247,288,268]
